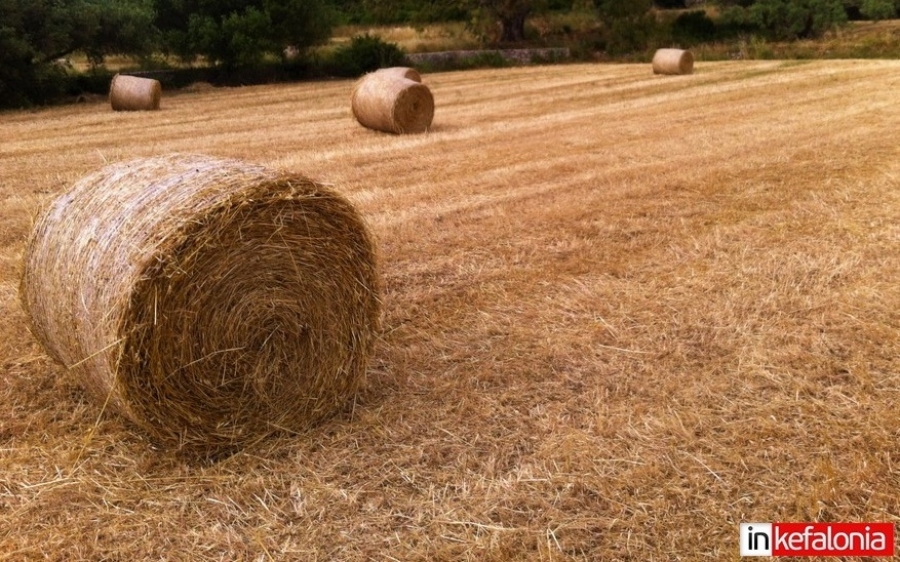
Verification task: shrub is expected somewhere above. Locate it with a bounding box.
[749,0,847,40]
[596,0,665,56]
[327,34,407,78]
[860,0,897,20]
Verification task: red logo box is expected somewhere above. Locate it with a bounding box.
[741,522,894,557]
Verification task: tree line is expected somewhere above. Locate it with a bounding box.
[2,0,898,108]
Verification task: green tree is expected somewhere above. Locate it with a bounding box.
[5,0,156,65]
[858,0,898,19]
[749,0,847,39]
[155,0,335,68]
[0,10,42,107]
[596,0,658,54]
[328,33,406,76]
[0,0,157,108]
[334,0,550,43]
[467,0,549,43]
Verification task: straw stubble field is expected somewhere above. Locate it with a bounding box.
[1,60,899,560]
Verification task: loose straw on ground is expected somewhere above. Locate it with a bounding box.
[21,154,381,454]
[351,69,434,134]
[109,74,162,111]
[652,49,694,76]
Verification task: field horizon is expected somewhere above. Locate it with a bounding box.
[2,59,900,560]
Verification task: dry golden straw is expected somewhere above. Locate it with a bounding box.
[109,74,162,111]
[652,49,694,75]
[20,154,381,453]
[351,71,434,134]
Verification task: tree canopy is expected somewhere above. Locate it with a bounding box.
[716,0,898,39]
[1,0,155,65]
[473,0,544,42]
[0,0,156,107]
[154,0,336,68]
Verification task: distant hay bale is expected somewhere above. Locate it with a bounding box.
[652,49,694,75]
[374,66,422,83]
[109,74,162,111]
[21,154,381,454]
[351,71,434,134]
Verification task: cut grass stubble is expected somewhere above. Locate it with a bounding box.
[1,60,900,560]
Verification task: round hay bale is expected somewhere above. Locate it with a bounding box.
[652,48,694,75]
[351,72,434,134]
[21,154,381,454]
[374,66,422,83]
[109,74,162,111]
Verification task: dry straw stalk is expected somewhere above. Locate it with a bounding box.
[109,74,162,111]
[652,48,694,75]
[351,70,434,134]
[20,154,381,454]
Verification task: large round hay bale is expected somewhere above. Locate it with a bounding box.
[109,74,162,111]
[21,154,381,454]
[652,48,694,75]
[374,66,422,83]
[351,72,434,134]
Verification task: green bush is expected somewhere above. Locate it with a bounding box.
[0,54,69,109]
[327,34,406,78]
[860,0,898,19]
[595,0,665,56]
[749,0,847,40]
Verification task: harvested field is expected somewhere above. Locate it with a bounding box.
[2,60,900,560]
